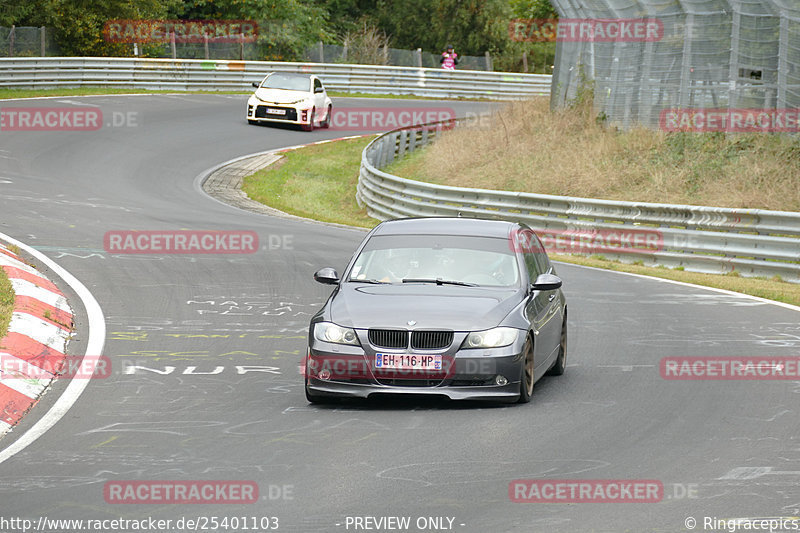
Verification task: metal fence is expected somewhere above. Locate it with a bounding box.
[549,1,800,129]
[357,120,800,282]
[0,27,60,57]
[0,57,551,99]
[306,42,493,71]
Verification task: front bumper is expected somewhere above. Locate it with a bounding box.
[305,336,525,402]
[247,100,312,125]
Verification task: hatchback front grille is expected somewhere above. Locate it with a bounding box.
[368,329,407,349]
[376,378,443,387]
[254,105,298,121]
[411,330,453,350]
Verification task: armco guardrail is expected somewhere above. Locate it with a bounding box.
[357,121,800,283]
[0,57,551,99]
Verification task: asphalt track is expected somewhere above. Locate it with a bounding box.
[0,94,799,533]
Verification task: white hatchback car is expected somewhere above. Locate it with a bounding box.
[246,73,333,131]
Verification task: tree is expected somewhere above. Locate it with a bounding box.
[174,0,332,60]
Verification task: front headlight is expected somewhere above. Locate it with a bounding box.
[463,327,519,348]
[314,322,360,346]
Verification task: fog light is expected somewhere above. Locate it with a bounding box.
[319,369,331,381]
[495,375,508,386]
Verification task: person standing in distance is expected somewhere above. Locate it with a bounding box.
[441,45,459,70]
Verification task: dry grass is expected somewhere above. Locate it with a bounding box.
[389,97,800,211]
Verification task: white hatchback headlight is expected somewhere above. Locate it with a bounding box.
[314,322,360,345]
[464,327,519,348]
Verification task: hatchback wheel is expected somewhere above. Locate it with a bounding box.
[321,105,332,128]
[518,335,534,403]
[548,312,567,376]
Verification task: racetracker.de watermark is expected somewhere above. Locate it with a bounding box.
[661,357,800,380]
[509,18,664,42]
[660,108,800,133]
[0,108,100,131]
[329,108,455,131]
[103,20,258,43]
[509,227,663,255]
[104,230,259,254]
[509,479,663,503]
[104,481,258,504]
[0,355,110,379]
[303,354,476,381]
[0,108,139,131]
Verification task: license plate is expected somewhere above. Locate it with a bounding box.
[375,353,442,370]
[267,108,285,115]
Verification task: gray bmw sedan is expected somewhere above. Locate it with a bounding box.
[305,217,567,404]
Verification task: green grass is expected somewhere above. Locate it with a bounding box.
[242,137,378,228]
[0,265,14,340]
[241,136,800,308]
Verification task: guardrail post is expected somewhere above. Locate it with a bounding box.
[397,130,408,159]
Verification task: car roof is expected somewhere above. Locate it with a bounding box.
[267,72,315,79]
[371,217,521,238]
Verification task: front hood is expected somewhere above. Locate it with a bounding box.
[253,88,310,104]
[329,283,524,331]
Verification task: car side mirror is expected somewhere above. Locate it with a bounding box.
[531,273,562,291]
[252,82,259,88]
[314,86,324,93]
[314,267,340,285]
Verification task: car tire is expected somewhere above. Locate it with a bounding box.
[302,109,315,131]
[518,335,534,403]
[321,105,332,128]
[547,312,567,376]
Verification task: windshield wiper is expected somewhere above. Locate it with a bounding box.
[402,278,477,287]
[349,278,390,284]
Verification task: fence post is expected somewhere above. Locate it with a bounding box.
[522,51,528,73]
[9,25,15,57]
[239,33,244,60]
[318,41,324,62]
[170,31,177,59]
[40,26,46,57]
[415,48,422,67]
[777,13,788,109]
[204,33,209,59]
[342,43,348,62]
[485,51,493,71]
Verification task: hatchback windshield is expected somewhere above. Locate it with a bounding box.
[348,234,519,287]
[261,74,311,92]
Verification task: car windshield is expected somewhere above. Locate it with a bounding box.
[348,234,519,287]
[261,74,311,92]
